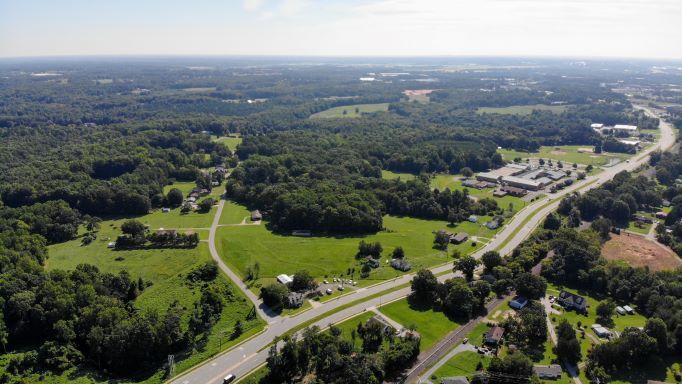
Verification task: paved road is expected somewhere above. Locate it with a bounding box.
[172,105,675,384]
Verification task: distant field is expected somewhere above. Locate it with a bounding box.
[310,103,389,118]
[498,145,630,166]
[182,87,216,93]
[378,298,462,350]
[476,104,570,115]
[432,351,490,379]
[602,233,681,271]
[216,202,501,286]
[381,170,417,181]
[212,135,243,152]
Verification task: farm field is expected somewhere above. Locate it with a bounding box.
[602,233,681,271]
[310,103,389,118]
[213,135,243,152]
[476,104,571,115]
[378,298,462,350]
[498,145,630,166]
[216,204,502,287]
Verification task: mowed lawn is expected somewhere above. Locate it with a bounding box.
[217,215,451,284]
[310,103,389,118]
[219,200,253,224]
[212,135,242,152]
[476,104,570,115]
[378,298,462,350]
[498,145,630,166]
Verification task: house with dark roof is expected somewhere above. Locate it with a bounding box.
[451,232,469,244]
[557,290,587,312]
[533,364,563,380]
[485,325,505,346]
[501,185,528,196]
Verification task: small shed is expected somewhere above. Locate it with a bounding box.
[107,241,116,248]
[251,210,263,221]
[277,274,293,286]
[468,215,478,223]
[616,306,626,315]
[623,305,634,314]
[509,296,528,310]
[162,207,171,213]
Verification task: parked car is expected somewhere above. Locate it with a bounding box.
[325,289,332,295]
[323,280,328,284]
[337,285,344,291]
[462,338,469,344]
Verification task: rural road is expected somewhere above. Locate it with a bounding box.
[173,105,675,384]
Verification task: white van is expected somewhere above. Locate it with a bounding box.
[223,374,236,383]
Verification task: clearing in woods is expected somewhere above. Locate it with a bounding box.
[310,103,389,118]
[602,233,682,271]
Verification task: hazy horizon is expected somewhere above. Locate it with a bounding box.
[1,0,681,60]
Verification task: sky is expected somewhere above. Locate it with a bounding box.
[1,0,681,59]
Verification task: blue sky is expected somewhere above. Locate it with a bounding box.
[1,0,681,59]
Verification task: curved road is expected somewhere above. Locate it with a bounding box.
[174,105,674,384]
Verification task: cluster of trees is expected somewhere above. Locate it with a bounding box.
[557,171,661,227]
[0,221,230,378]
[226,136,502,233]
[500,302,548,359]
[410,269,491,320]
[265,323,420,383]
[260,270,317,311]
[115,219,200,248]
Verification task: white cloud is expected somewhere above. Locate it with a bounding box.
[243,0,264,12]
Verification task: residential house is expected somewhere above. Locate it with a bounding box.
[485,325,505,346]
[285,292,305,308]
[509,296,528,310]
[623,305,635,314]
[485,220,500,230]
[451,232,469,244]
[557,290,587,312]
[591,324,611,338]
[533,365,563,380]
[251,210,263,221]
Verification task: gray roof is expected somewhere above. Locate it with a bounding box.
[533,364,562,377]
[442,377,470,384]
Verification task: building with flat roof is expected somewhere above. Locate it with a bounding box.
[277,274,293,285]
[501,175,545,190]
[591,123,604,129]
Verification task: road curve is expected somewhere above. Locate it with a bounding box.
[172,105,675,384]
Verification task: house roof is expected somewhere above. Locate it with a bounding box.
[486,325,504,342]
[558,290,585,307]
[453,232,468,242]
[442,377,470,384]
[533,364,563,377]
[277,274,293,285]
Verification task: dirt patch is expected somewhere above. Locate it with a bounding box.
[577,148,595,154]
[602,233,682,271]
[550,150,567,155]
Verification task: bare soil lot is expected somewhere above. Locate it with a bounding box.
[602,233,682,271]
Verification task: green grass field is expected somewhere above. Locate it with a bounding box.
[378,298,462,350]
[213,135,243,152]
[431,351,491,379]
[220,200,253,225]
[476,104,570,115]
[498,145,630,166]
[310,103,389,118]
[216,201,504,287]
[381,170,418,181]
[41,209,266,384]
